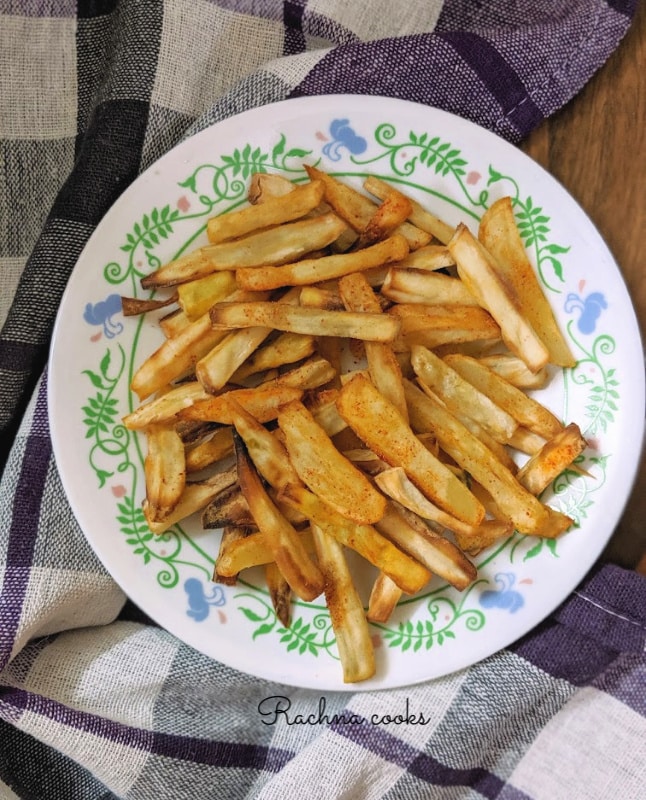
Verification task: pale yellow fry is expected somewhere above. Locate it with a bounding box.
[381,269,478,306]
[232,332,316,381]
[404,379,572,537]
[363,176,455,244]
[411,345,517,443]
[236,440,324,602]
[336,373,485,526]
[280,484,431,595]
[516,423,588,496]
[210,302,401,343]
[206,179,325,244]
[304,165,431,249]
[376,502,477,591]
[479,197,576,367]
[180,384,304,425]
[215,527,315,577]
[277,399,387,525]
[367,573,403,623]
[235,234,409,291]
[159,308,191,338]
[448,223,549,372]
[177,271,237,320]
[213,525,252,585]
[248,172,296,204]
[141,212,347,288]
[478,353,549,390]
[144,423,186,522]
[339,272,408,421]
[311,524,376,683]
[196,326,273,393]
[507,426,547,456]
[388,303,501,338]
[261,355,337,392]
[144,467,238,534]
[306,389,348,437]
[443,354,564,439]
[453,518,516,555]
[124,381,210,430]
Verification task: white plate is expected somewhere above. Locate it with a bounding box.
[49,95,645,691]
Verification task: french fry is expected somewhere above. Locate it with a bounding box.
[336,373,485,526]
[363,175,455,244]
[232,332,316,381]
[202,484,255,529]
[277,399,387,525]
[248,172,296,204]
[186,427,235,473]
[443,354,564,439]
[235,234,409,291]
[381,269,478,306]
[280,483,431,595]
[516,423,588,495]
[339,272,408,421]
[403,379,573,537]
[141,212,347,288]
[477,353,549,390]
[213,525,253,585]
[215,526,315,577]
[448,223,549,372]
[210,302,401,343]
[143,422,186,523]
[235,433,324,602]
[177,271,237,320]
[179,383,304,425]
[388,304,501,354]
[367,573,403,623]
[311,524,376,683]
[123,381,210,430]
[206,179,325,244]
[479,197,576,367]
[384,245,456,272]
[265,561,293,628]
[304,165,431,249]
[357,188,413,247]
[144,466,238,534]
[410,345,517,443]
[121,293,178,316]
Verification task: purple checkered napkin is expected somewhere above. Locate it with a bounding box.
[1,1,643,798]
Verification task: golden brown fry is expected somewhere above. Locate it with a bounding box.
[404,379,573,537]
[235,434,324,602]
[336,373,485,526]
[215,526,315,577]
[311,524,376,683]
[386,245,456,272]
[280,483,431,595]
[363,175,455,244]
[210,301,401,343]
[277,399,387,525]
[207,179,325,244]
[265,561,293,628]
[448,223,549,372]
[141,212,347,288]
[516,423,588,496]
[367,573,403,624]
[388,304,501,354]
[443,354,564,439]
[179,383,304,425]
[186,427,235,473]
[144,422,186,523]
[144,466,238,534]
[121,293,178,316]
[507,426,547,456]
[376,502,477,590]
[248,172,296,204]
[124,381,210,430]
[202,484,255,529]
[357,188,413,247]
[339,272,408,421]
[479,197,576,368]
[453,518,516,555]
[232,332,316,381]
[159,308,191,338]
[235,234,409,292]
[304,165,431,249]
[213,525,253,585]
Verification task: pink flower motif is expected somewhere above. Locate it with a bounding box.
[218,610,227,624]
[466,171,481,185]
[177,196,190,213]
[111,485,127,498]
[315,130,329,141]
[90,331,102,342]
[371,633,382,648]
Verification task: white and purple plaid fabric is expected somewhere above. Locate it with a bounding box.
[1,2,644,798]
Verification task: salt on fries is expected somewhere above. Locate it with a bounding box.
[122,166,588,684]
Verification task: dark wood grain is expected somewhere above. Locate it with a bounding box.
[521,2,646,570]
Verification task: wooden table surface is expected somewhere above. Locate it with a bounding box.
[521,1,646,572]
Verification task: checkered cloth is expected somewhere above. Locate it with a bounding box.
[1,2,644,798]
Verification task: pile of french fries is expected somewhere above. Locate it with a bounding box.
[121,165,588,683]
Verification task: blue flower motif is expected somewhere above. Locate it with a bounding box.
[564,291,608,334]
[83,293,124,339]
[479,573,524,613]
[322,119,367,162]
[184,577,226,622]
